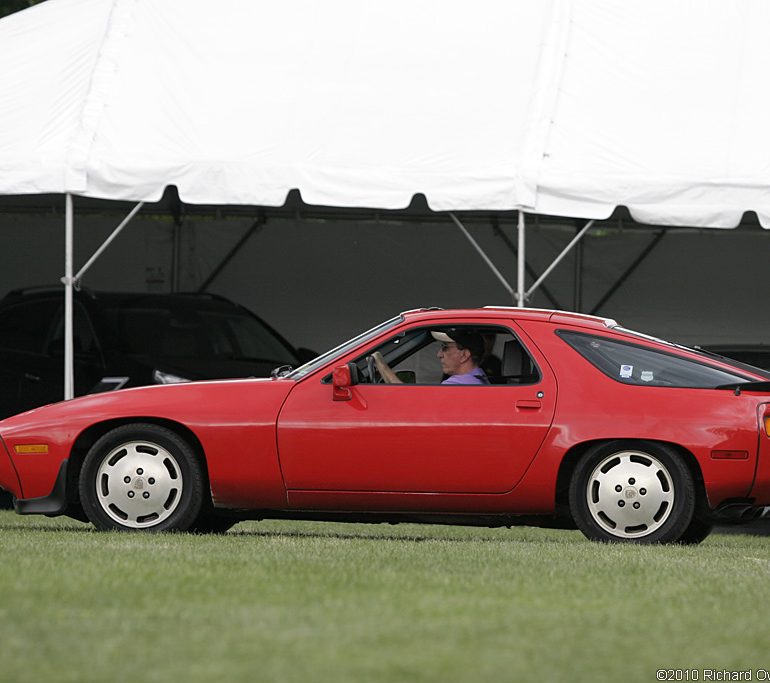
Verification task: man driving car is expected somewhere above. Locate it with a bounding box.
[371,329,489,385]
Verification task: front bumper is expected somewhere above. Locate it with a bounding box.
[0,434,22,499]
[14,460,69,517]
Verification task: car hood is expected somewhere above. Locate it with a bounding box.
[0,377,295,433]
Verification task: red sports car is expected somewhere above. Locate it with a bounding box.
[1,307,769,543]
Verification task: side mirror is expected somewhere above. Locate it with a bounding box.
[332,363,358,401]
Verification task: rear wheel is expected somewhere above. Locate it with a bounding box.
[569,441,696,543]
[79,424,204,531]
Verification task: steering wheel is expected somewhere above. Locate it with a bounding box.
[367,356,382,384]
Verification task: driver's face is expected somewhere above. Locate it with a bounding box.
[437,342,466,376]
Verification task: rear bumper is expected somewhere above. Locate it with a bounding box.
[751,402,770,505]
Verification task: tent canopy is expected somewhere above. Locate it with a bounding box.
[2,0,770,227]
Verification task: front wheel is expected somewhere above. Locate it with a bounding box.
[79,424,204,531]
[569,441,696,543]
[677,515,713,545]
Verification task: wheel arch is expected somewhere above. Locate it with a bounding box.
[555,438,707,515]
[65,417,211,512]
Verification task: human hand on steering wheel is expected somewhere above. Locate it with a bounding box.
[368,351,402,384]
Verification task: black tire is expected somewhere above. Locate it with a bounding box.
[677,515,713,545]
[79,423,204,532]
[188,514,239,534]
[569,441,696,544]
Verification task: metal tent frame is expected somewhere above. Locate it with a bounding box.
[59,194,618,400]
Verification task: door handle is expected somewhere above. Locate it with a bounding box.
[516,400,541,410]
[23,373,41,383]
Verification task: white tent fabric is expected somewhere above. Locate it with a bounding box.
[536,2,770,228]
[2,0,770,227]
[0,0,554,210]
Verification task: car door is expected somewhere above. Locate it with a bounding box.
[276,320,557,500]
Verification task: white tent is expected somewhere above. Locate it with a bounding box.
[2,0,770,396]
[4,0,770,223]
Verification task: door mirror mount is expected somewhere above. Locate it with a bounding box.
[332,363,358,401]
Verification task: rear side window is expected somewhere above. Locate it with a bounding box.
[558,330,750,388]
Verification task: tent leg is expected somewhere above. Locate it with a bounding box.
[573,227,584,311]
[525,220,594,302]
[64,194,74,401]
[449,213,515,300]
[490,218,562,309]
[198,214,266,292]
[590,229,667,315]
[74,202,144,283]
[517,211,526,307]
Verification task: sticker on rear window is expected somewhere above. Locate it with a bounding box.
[620,364,633,378]
[641,371,654,382]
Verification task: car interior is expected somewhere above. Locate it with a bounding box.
[351,325,540,385]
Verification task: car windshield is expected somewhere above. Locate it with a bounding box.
[287,316,403,380]
[102,305,299,364]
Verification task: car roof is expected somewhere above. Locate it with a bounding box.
[400,306,618,331]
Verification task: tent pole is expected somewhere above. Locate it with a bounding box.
[64,194,74,400]
[74,201,144,283]
[517,211,525,307]
[525,220,594,301]
[573,227,584,311]
[490,218,562,309]
[449,212,515,299]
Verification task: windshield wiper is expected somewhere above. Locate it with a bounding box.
[715,381,770,395]
[688,345,730,360]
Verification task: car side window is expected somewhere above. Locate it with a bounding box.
[48,303,100,357]
[558,330,750,388]
[0,300,60,354]
[349,325,540,386]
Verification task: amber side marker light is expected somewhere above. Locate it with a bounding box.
[14,444,49,454]
[765,416,770,438]
[711,450,749,460]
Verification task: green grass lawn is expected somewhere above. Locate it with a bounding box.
[0,511,768,683]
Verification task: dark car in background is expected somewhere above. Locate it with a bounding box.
[0,287,315,420]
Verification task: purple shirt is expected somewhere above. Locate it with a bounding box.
[442,367,488,385]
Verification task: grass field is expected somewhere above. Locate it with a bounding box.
[0,511,768,683]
